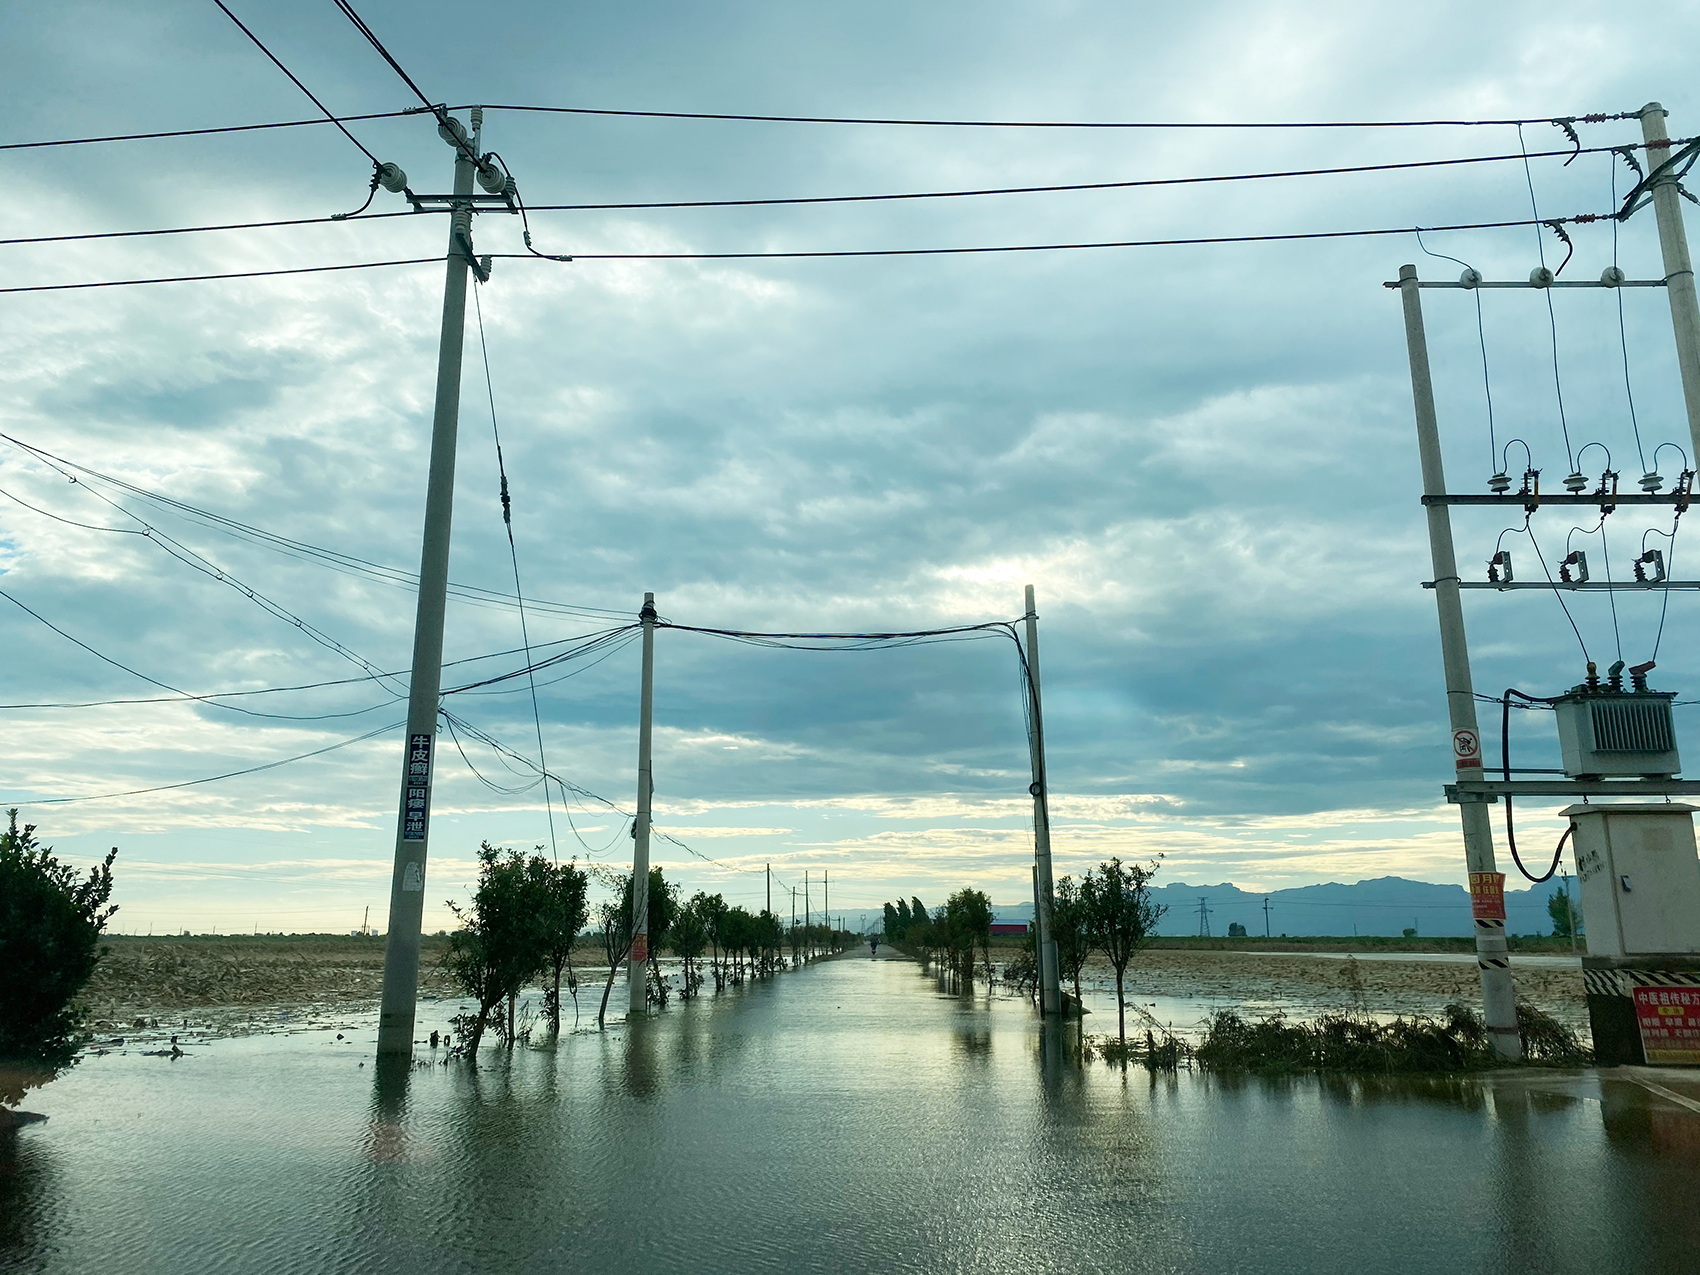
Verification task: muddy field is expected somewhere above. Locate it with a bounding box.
[1089,948,1589,1029]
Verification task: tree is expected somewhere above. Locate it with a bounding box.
[532,855,588,1033]
[1050,875,1092,1010]
[1082,857,1167,1049]
[644,869,680,1004]
[1547,886,1582,938]
[672,896,710,995]
[1,812,117,1109]
[945,888,992,983]
[444,842,544,1058]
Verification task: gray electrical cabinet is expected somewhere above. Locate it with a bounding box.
[1566,804,1700,957]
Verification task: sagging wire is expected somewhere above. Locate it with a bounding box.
[1500,688,1571,883]
[1563,482,1622,662]
[1518,124,1577,473]
[1647,513,1684,660]
[1502,514,1591,660]
[1610,156,1650,474]
[1414,230,1497,471]
[472,281,557,860]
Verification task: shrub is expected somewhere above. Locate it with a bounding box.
[1,811,117,1108]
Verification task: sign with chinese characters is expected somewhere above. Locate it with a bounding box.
[630,933,648,964]
[402,732,432,842]
[1633,985,1700,1065]
[1469,871,1506,921]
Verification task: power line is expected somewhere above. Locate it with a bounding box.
[1,106,1636,154]
[0,588,402,723]
[489,215,1603,262]
[520,140,1650,213]
[6,719,403,806]
[4,139,1654,252]
[329,0,480,168]
[0,431,634,622]
[0,257,437,295]
[208,0,381,167]
[0,215,1609,291]
[0,109,416,153]
[480,103,1634,130]
[0,210,420,249]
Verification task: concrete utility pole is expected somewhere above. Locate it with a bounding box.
[1023,585,1062,1016]
[1397,264,1521,1059]
[376,111,481,1060]
[1262,897,1271,939]
[824,870,829,948]
[1641,103,1700,462]
[628,592,658,1017]
[766,862,771,917]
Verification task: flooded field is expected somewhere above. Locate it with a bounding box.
[4,950,1697,1274]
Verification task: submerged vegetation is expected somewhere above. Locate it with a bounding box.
[1195,1002,1591,1075]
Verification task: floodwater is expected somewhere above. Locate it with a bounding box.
[4,951,1699,1275]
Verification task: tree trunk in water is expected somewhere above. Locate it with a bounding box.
[1115,968,1127,1047]
[507,992,516,1047]
[597,962,619,1028]
[550,959,563,1034]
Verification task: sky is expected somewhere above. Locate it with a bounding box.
[3,0,1700,935]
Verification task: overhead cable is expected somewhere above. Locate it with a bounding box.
[479,104,1636,130]
[520,140,1656,212]
[490,214,1606,262]
[0,258,437,295]
[208,0,381,167]
[6,719,403,806]
[0,109,415,152]
[0,430,633,621]
[4,139,1655,250]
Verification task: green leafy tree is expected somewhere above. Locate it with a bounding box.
[672,895,710,994]
[945,888,993,983]
[531,855,588,1033]
[1082,857,1167,1049]
[1547,886,1582,938]
[645,869,680,1004]
[1,812,117,1109]
[699,892,730,981]
[1051,875,1092,1010]
[444,842,544,1058]
[593,867,676,1024]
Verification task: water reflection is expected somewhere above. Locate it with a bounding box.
[3,957,1699,1274]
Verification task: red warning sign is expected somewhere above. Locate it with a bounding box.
[1453,727,1482,771]
[630,933,648,964]
[1469,871,1506,920]
[1634,986,1700,1066]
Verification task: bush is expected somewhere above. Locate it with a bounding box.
[1,812,117,1108]
[1195,1001,1591,1075]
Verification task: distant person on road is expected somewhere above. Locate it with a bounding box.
[870,935,879,957]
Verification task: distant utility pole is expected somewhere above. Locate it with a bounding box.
[1262,897,1271,939]
[805,870,811,958]
[377,108,503,1060]
[1562,871,1578,953]
[628,592,658,1018]
[824,870,830,946]
[1196,897,1211,938]
[1022,585,1062,1018]
[766,862,771,917]
[791,886,797,960]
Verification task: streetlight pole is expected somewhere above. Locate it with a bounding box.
[376,111,481,1060]
[628,592,658,1017]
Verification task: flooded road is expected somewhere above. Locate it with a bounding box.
[4,951,1698,1274]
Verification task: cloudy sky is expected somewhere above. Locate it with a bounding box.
[4,0,1700,934]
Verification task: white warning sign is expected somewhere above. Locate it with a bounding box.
[1453,727,1482,771]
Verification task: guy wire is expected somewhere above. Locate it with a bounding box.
[1611,158,1648,472]
[473,281,558,861]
